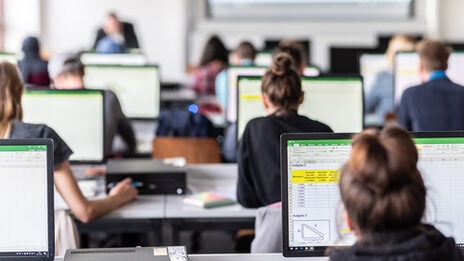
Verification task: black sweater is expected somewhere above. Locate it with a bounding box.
[237,111,332,208]
[330,225,464,261]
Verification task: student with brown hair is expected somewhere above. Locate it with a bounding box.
[237,53,332,208]
[330,126,463,260]
[272,43,305,76]
[0,61,138,224]
[398,39,464,131]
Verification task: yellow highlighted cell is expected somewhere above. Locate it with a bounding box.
[341,228,351,233]
[240,95,261,100]
[292,169,340,183]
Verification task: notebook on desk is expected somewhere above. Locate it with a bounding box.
[281,132,464,257]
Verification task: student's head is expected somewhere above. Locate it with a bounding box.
[272,42,305,75]
[230,41,256,66]
[385,35,416,67]
[199,36,228,67]
[0,62,24,127]
[103,12,122,36]
[339,126,426,238]
[261,53,303,114]
[48,53,85,89]
[416,39,452,82]
[21,36,41,58]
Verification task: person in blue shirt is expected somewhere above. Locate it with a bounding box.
[365,35,416,124]
[397,40,464,131]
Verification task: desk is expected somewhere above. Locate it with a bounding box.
[55,253,325,260]
[61,164,256,248]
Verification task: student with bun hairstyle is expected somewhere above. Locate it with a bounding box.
[237,53,332,208]
[330,126,463,261]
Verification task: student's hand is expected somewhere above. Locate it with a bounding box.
[108,178,138,206]
[84,168,106,176]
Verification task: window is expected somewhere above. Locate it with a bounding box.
[207,0,414,20]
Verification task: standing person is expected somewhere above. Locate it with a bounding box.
[330,126,463,261]
[237,53,332,208]
[190,36,228,97]
[48,52,136,157]
[94,12,140,50]
[0,61,138,224]
[398,40,464,131]
[366,35,416,124]
[18,36,50,86]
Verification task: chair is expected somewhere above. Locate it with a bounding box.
[152,137,221,164]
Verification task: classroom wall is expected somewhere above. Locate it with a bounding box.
[3,0,41,53]
[4,0,464,83]
[41,0,188,83]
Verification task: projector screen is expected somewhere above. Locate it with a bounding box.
[208,0,413,20]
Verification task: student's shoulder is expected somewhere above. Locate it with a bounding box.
[297,115,334,132]
[10,120,57,139]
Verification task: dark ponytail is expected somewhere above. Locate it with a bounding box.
[261,53,302,111]
[340,126,426,234]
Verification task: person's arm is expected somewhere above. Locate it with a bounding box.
[111,93,137,154]
[236,130,260,208]
[54,160,138,223]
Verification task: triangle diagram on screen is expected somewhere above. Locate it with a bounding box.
[302,224,324,241]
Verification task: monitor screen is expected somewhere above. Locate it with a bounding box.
[0,141,53,258]
[84,65,160,119]
[228,67,320,122]
[0,52,18,64]
[282,133,464,256]
[80,53,147,65]
[22,90,105,163]
[237,76,364,138]
[359,53,388,95]
[255,51,273,66]
[394,51,464,105]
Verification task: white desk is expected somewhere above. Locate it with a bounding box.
[55,253,326,261]
[105,195,165,219]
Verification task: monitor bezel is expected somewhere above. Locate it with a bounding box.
[23,88,106,164]
[0,138,54,260]
[281,131,464,257]
[83,64,161,120]
[236,75,365,142]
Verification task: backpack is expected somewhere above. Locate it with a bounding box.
[156,108,214,137]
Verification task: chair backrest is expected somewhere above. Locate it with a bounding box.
[152,137,221,164]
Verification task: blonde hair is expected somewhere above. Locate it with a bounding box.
[386,35,417,67]
[0,62,24,137]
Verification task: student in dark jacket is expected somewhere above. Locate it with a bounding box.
[330,126,463,261]
[94,12,139,50]
[18,36,50,86]
[398,39,464,131]
[237,53,333,208]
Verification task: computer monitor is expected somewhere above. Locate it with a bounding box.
[84,65,160,119]
[359,53,388,95]
[237,76,364,139]
[0,52,18,64]
[80,52,147,65]
[394,51,464,105]
[22,89,105,163]
[0,139,54,260]
[227,66,320,122]
[255,51,273,66]
[281,132,464,257]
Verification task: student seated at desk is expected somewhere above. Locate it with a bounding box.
[237,54,332,208]
[48,52,136,157]
[18,36,50,86]
[0,61,138,223]
[398,40,464,131]
[330,126,463,261]
[366,35,416,124]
